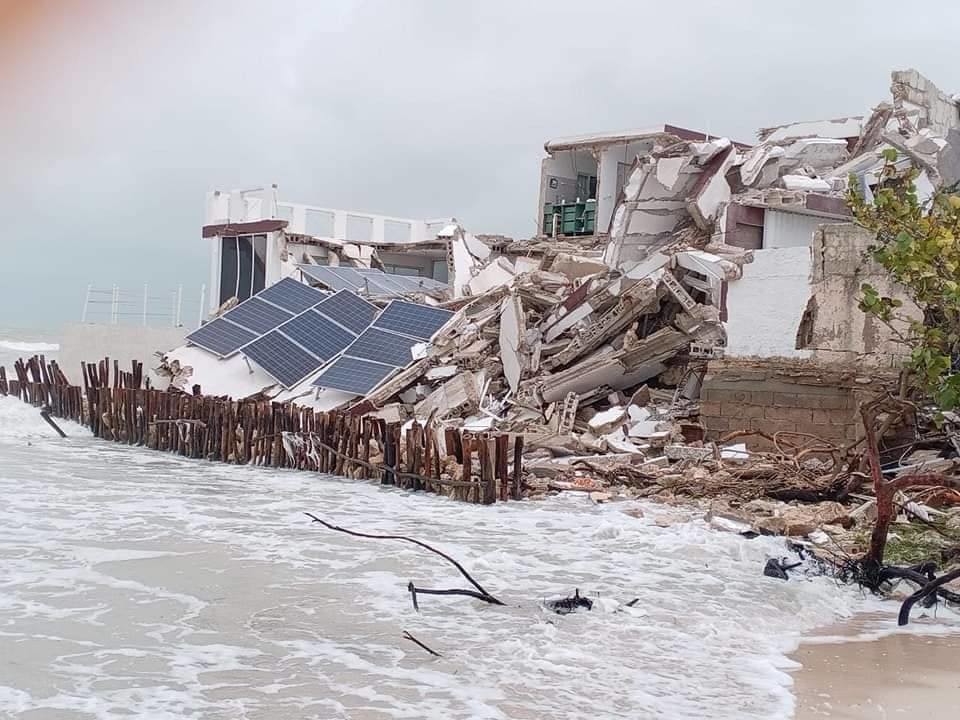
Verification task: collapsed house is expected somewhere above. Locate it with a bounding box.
[171,68,958,490]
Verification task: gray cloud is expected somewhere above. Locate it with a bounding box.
[2,0,959,329]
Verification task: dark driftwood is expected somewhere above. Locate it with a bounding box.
[408,583,503,609]
[39,408,67,438]
[898,567,960,626]
[402,630,442,657]
[305,513,504,606]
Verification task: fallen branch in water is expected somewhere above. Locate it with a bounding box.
[402,630,442,657]
[898,567,960,626]
[305,513,505,607]
[408,583,502,610]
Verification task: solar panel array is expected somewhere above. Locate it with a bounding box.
[311,356,398,396]
[187,275,450,395]
[298,264,447,297]
[185,278,327,357]
[185,318,258,357]
[346,327,421,367]
[315,289,379,334]
[257,277,331,313]
[225,298,293,335]
[242,332,321,389]
[241,290,380,389]
[372,301,454,340]
[311,302,453,396]
[279,310,355,361]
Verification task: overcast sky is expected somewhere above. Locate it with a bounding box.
[2,0,959,331]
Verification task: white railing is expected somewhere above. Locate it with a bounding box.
[204,187,453,245]
[80,284,206,329]
[277,202,453,244]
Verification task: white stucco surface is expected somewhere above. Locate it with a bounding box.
[59,324,188,386]
[724,247,813,359]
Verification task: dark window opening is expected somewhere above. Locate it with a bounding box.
[237,237,253,302]
[220,234,268,305]
[253,235,267,297]
[796,296,817,349]
[219,237,238,305]
[383,264,424,277]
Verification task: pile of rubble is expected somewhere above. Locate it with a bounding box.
[294,68,960,562]
[349,80,924,431]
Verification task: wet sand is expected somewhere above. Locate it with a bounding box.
[792,613,960,718]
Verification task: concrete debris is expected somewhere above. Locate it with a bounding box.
[284,68,960,527]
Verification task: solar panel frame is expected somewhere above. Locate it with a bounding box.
[312,356,396,395]
[242,331,324,388]
[358,273,410,295]
[222,297,293,335]
[278,309,356,361]
[315,289,378,335]
[255,277,328,313]
[343,327,420,367]
[185,318,258,357]
[372,300,454,340]
[299,265,359,292]
[298,263,448,296]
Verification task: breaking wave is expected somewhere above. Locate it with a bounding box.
[0,395,89,440]
[0,339,59,353]
[0,415,882,720]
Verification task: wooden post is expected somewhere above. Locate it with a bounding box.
[512,435,524,500]
[496,434,510,502]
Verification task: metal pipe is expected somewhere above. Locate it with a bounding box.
[81,284,92,323]
[198,284,206,328]
[176,285,183,328]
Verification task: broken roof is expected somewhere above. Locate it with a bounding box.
[545,124,751,153]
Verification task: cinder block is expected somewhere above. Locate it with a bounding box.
[795,422,847,441]
[810,409,837,425]
[699,401,723,417]
[721,403,764,419]
[751,417,796,434]
[702,416,729,432]
[765,406,813,423]
[702,388,752,404]
[750,390,774,405]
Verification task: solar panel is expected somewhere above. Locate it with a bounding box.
[298,263,448,297]
[279,309,355,361]
[300,265,361,292]
[345,327,420,367]
[256,277,327,313]
[223,297,293,335]
[312,357,396,395]
[372,301,454,340]
[327,266,369,289]
[359,273,409,295]
[316,290,378,334]
[243,331,322,388]
[185,318,258,357]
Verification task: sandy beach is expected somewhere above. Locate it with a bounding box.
[792,612,960,718]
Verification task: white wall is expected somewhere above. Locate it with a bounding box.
[597,140,657,233]
[59,324,189,386]
[762,210,825,249]
[724,247,813,359]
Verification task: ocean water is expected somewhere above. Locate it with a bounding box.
[0,334,907,719]
[0,328,60,376]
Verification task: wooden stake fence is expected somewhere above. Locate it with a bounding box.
[1,355,525,504]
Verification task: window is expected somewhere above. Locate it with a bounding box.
[383,264,423,277]
[431,259,449,283]
[219,234,268,305]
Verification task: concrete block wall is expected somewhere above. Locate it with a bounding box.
[699,359,896,449]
